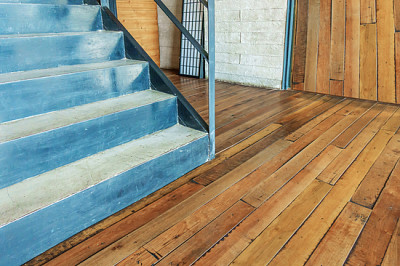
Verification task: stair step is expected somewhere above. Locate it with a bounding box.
[0,125,209,265]
[0,0,84,4]
[0,59,149,122]
[0,90,178,189]
[0,31,125,74]
[0,4,102,35]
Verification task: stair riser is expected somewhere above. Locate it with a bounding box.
[0,0,84,4]
[0,63,150,122]
[0,32,125,74]
[0,4,102,35]
[0,98,178,189]
[0,136,208,266]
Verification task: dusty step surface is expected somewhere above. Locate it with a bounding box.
[0,3,102,35]
[0,31,125,74]
[0,90,177,188]
[0,124,207,227]
[0,59,149,122]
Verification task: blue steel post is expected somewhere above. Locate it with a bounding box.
[208,0,216,159]
[100,0,118,18]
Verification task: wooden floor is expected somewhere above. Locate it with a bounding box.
[29,71,400,265]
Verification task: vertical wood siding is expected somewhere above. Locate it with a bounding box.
[292,0,400,104]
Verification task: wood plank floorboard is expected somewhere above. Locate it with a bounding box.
[29,71,400,265]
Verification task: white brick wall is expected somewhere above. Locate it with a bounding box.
[157,0,288,89]
[214,0,287,89]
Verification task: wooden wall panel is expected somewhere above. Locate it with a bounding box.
[292,0,309,84]
[330,0,345,81]
[376,0,395,103]
[292,0,400,104]
[344,0,360,98]
[360,24,377,100]
[316,0,331,94]
[304,0,320,92]
[116,0,161,66]
[360,0,376,24]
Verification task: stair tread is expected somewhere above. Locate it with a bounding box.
[0,59,145,84]
[0,30,116,39]
[0,124,207,226]
[0,90,175,143]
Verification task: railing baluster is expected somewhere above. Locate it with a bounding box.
[208,0,215,159]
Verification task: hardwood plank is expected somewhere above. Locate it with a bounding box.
[286,99,352,141]
[377,0,396,103]
[360,24,377,101]
[241,113,356,207]
[317,106,397,184]
[346,161,400,265]
[396,34,400,104]
[360,0,376,23]
[117,248,157,266]
[196,146,342,265]
[332,103,384,148]
[293,82,304,91]
[45,183,204,265]
[306,202,371,265]
[154,201,254,265]
[269,126,394,266]
[330,80,344,96]
[395,0,400,31]
[242,105,373,207]
[79,132,294,264]
[344,0,360,98]
[316,0,332,94]
[382,219,400,266]
[304,0,320,92]
[352,135,400,208]
[382,107,400,132]
[292,0,309,84]
[232,180,331,265]
[330,0,346,81]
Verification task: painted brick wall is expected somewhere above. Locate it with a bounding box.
[158,0,288,89]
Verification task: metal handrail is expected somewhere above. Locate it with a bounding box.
[154,0,215,159]
[100,0,215,159]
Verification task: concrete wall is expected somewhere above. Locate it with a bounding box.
[158,0,288,89]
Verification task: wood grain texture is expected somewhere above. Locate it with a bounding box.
[292,0,309,84]
[395,0,400,31]
[382,219,400,266]
[360,24,377,100]
[232,181,331,265]
[38,73,400,266]
[306,202,371,265]
[304,0,320,92]
[330,80,343,96]
[116,0,160,66]
[330,0,346,80]
[377,0,396,103]
[360,0,376,23]
[396,33,400,103]
[347,161,400,265]
[316,0,332,94]
[344,0,360,98]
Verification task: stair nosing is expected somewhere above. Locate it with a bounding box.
[0,124,207,227]
[0,90,176,143]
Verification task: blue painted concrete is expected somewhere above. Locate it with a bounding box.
[0,62,149,122]
[0,97,178,189]
[0,31,125,74]
[0,4,102,35]
[0,0,84,4]
[0,136,209,266]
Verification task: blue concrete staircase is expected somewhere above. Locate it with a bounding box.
[0,1,209,265]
